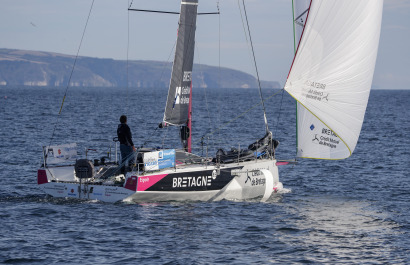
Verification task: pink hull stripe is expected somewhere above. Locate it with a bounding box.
[37,169,48,185]
[276,162,290,166]
[137,174,168,191]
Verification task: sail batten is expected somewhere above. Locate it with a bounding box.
[285,0,383,160]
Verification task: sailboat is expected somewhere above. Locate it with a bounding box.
[37,0,383,203]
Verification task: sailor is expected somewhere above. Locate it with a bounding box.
[117,115,136,174]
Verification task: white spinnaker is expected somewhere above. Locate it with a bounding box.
[285,0,383,159]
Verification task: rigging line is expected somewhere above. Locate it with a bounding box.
[194,45,212,128]
[273,88,285,139]
[195,43,216,152]
[237,0,248,43]
[241,0,269,133]
[128,8,219,15]
[292,0,297,54]
[160,40,177,91]
[217,0,221,143]
[141,127,159,147]
[126,0,131,111]
[157,38,178,146]
[128,8,179,15]
[197,89,283,146]
[292,0,298,158]
[273,2,296,142]
[159,41,177,148]
[237,0,252,60]
[48,0,95,147]
[195,1,221,152]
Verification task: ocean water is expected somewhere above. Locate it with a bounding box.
[0,87,409,264]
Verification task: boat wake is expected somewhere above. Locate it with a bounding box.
[277,187,292,194]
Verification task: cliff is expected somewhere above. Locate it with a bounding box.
[0,48,280,89]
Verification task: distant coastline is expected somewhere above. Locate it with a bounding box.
[0,48,280,89]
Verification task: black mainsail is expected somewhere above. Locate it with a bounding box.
[163,0,198,128]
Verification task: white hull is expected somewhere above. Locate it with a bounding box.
[38,159,282,203]
[38,181,136,203]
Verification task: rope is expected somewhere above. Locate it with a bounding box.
[237,0,253,61]
[197,89,284,146]
[217,1,221,143]
[273,89,286,139]
[128,8,219,15]
[126,0,131,111]
[241,0,270,133]
[48,0,95,147]
[194,45,215,151]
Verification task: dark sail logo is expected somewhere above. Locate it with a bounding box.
[183,71,192,82]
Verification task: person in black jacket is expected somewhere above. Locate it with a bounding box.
[117,115,136,174]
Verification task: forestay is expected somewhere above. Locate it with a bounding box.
[292,0,312,159]
[285,0,383,159]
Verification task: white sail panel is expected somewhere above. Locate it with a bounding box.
[297,103,350,158]
[285,0,383,159]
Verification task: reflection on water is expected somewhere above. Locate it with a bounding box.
[279,196,403,263]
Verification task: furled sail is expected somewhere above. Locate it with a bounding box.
[285,0,383,159]
[163,0,198,126]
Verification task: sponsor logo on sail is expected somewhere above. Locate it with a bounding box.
[311,128,340,148]
[305,80,326,90]
[302,80,330,102]
[174,86,190,105]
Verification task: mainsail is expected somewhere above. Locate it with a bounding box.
[163,0,198,126]
[285,0,383,159]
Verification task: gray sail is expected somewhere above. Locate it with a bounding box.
[163,0,198,126]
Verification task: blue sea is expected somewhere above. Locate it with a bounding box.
[0,87,409,264]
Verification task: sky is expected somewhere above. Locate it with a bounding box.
[0,0,409,89]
